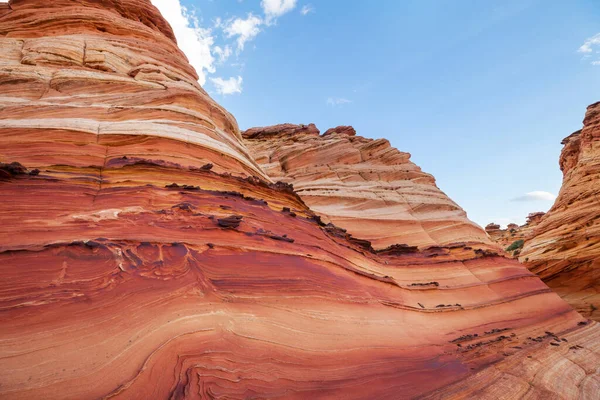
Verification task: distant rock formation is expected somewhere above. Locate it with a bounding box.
[0,1,599,399]
[520,102,600,320]
[243,124,491,250]
[323,125,357,137]
[526,212,546,226]
[485,223,501,233]
[243,123,321,139]
[485,213,546,257]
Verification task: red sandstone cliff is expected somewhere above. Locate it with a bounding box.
[521,103,600,320]
[0,1,599,399]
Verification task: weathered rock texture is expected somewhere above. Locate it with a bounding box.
[521,103,600,321]
[243,124,490,250]
[486,213,546,258]
[1,1,599,399]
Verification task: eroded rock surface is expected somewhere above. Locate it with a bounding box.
[521,103,600,321]
[243,124,490,250]
[0,1,599,399]
[486,212,546,258]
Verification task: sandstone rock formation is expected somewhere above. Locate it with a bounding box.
[485,223,501,232]
[521,103,600,321]
[243,124,491,250]
[323,125,356,137]
[527,211,546,226]
[485,213,546,258]
[1,1,599,399]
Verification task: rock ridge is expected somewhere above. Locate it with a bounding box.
[243,123,491,250]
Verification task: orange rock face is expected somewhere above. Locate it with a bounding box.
[521,103,600,321]
[243,124,490,250]
[1,1,599,399]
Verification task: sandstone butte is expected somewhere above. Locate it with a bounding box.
[242,124,490,250]
[517,103,600,322]
[0,1,599,399]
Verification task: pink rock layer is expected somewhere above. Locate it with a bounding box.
[0,1,598,399]
[521,102,600,321]
[243,124,490,250]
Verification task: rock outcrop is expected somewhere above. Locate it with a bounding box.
[323,125,357,137]
[485,223,501,232]
[1,1,599,399]
[243,124,490,250]
[486,213,546,258]
[521,103,600,320]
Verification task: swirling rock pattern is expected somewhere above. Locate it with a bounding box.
[521,102,600,321]
[1,1,599,399]
[242,124,490,250]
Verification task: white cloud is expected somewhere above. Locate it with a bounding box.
[579,33,600,53]
[511,191,557,202]
[151,0,297,93]
[231,62,246,71]
[150,0,215,85]
[301,4,315,15]
[224,14,263,51]
[578,33,600,66]
[211,76,243,95]
[213,45,232,63]
[262,0,297,24]
[327,97,352,106]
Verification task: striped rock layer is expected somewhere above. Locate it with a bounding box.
[521,102,600,321]
[0,1,599,399]
[242,124,490,250]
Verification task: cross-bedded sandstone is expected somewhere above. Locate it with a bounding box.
[0,1,598,399]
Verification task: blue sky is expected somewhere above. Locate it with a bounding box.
[151,0,600,228]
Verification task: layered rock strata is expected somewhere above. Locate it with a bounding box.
[0,1,599,399]
[521,103,600,320]
[243,124,490,250]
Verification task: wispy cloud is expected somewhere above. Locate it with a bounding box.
[511,191,556,202]
[213,45,232,63]
[579,33,600,53]
[223,14,263,52]
[301,5,315,16]
[210,76,243,95]
[150,0,215,85]
[578,33,600,65]
[327,97,352,107]
[262,0,298,24]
